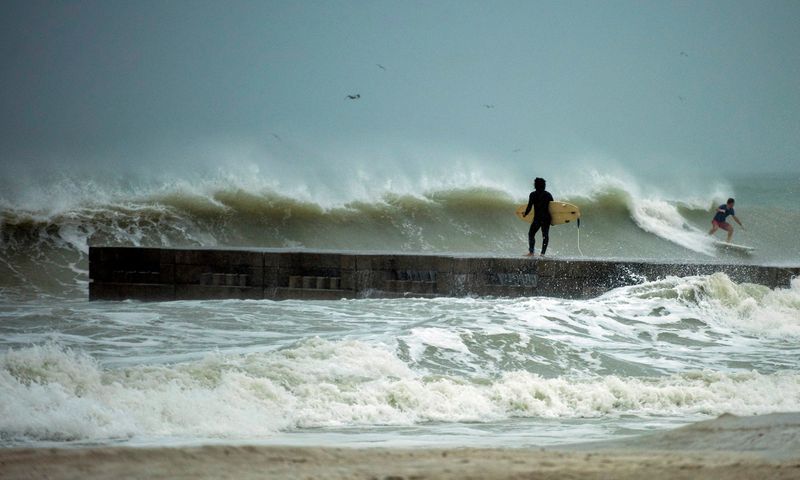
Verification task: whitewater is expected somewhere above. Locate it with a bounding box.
[1,172,799,448]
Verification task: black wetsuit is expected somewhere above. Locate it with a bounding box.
[524,190,553,254]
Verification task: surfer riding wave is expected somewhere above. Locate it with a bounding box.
[708,197,743,243]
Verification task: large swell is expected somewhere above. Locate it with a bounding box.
[2,174,798,298]
[1,273,799,446]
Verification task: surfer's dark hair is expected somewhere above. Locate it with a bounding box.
[534,177,546,191]
[727,198,735,204]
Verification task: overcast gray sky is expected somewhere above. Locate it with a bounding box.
[2,0,799,193]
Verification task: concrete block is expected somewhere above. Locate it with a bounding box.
[94,247,173,269]
[535,259,581,278]
[450,257,479,274]
[174,249,262,268]
[433,256,454,274]
[339,269,355,290]
[408,281,436,295]
[274,269,293,288]
[263,286,278,299]
[339,255,356,271]
[451,256,526,275]
[353,269,381,291]
[142,272,160,284]
[536,276,595,299]
[89,282,175,301]
[484,258,530,273]
[263,252,292,268]
[273,253,346,279]
[90,247,799,302]
[248,267,264,286]
[435,270,452,295]
[89,262,113,282]
[536,258,573,277]
[175,264,263,286]
[300,253,354,270]
[726,265,775,286]
[774,268,799,288]
[89,250,158,281]
[488,272,538,287]
[89,246,102,266]
[158,264,175,284]
[356,254,428,272]
[444,273,479,296]
[263,267,278,288]
[176,265,204,284]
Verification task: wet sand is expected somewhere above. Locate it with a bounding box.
[2,413,799,480]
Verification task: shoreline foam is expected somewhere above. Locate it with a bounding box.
[1,413,798,480]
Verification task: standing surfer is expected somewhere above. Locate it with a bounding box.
[708,198,743,243]
[522,177,553,256]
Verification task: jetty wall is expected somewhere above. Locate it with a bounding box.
[88,247,799,301]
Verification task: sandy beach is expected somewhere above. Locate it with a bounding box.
[2,413,799,480]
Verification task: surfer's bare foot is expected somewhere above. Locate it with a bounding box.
[524,252,535,257]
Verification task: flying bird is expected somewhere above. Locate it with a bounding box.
[680,51,689,57]
[346,94,361,100]
[483,104,495,109]
[376,64,386,71]
[271,133,282,141]
[512,148,521,153]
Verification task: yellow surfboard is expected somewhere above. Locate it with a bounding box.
[515,202,581,225]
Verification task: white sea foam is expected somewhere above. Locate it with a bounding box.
[621,273,800,338]
[2,338,799,443]
[405,327,472,360]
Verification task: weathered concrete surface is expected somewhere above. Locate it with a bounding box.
[88,246,800,302]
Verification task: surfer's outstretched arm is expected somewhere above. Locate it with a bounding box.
[523,192,534,217]
[733,215,743,227]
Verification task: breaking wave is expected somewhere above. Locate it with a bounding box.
[2,175,762,297]
[1,272,798,444]
[2,340,799,443]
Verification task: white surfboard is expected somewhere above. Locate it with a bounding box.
[713,240,755,253]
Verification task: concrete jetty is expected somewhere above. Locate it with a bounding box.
[88,246,799,301]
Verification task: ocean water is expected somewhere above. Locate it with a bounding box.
[1,173,799,448]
